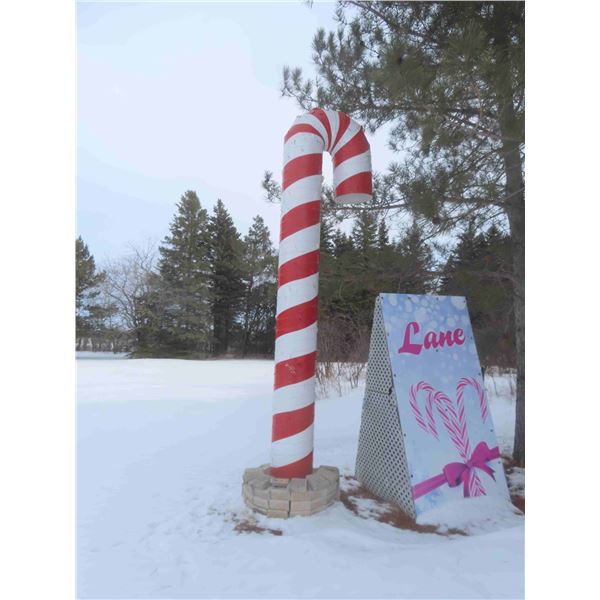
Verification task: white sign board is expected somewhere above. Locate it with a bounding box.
[356,293,509,517]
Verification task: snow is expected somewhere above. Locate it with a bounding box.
[484,370,517,456]
[76,351,128,360]
[77,357,523,598]
[417,496,523,535]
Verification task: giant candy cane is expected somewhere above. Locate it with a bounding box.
[271,109,372,479]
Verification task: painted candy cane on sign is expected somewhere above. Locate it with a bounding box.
[457,376,487,423]
[409,379,491,497]
[271,109,372,479]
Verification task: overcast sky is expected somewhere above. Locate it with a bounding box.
[77,1,397,262]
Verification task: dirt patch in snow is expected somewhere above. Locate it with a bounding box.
[502,455,525,513]
[510,495,525,513]
[232,515,283,536]
[340,476,466,536]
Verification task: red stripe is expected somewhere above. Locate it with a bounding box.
[335,171,372,197]
[283,154,322,191]
[270,451,313,479]
[276,297,318,338]
[274,351,317,389]
[284,123,324,143]
[332,112,350,150]
[278,249,320,287]
[280,201,321,242]
[333,130,370,167]
[310,108,332,148]
[272,403,314,442]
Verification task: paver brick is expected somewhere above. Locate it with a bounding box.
[251,504,267,515]
[270,477,290,488]
[243,468,264,484]
[310,496,329,512]
[252,495,270,510]
[290,490,313,501]
[291,499,312,512]
[268,498,290,511]
[267,508,289,518]
[251,486,269,500]
[242,483,252,500]
[269,486,290,500]
[250,476,271,491]
[318,467,339,484]
[306,473,329,491]
[290,478,308,492]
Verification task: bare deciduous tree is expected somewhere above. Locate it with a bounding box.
[100,239,158,335]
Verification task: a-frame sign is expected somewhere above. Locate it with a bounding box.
[356,294,510,518]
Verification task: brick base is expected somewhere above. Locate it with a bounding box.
[242,464,340,518]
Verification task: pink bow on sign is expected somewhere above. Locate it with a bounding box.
[412,442,500,499]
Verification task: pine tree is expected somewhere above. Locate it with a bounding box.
[351,210,377,257]
[320,211,336,256]
[347,211,378,322]
[441,223,514,368]
[317,214,341,330]
[75,236,106,343]
[131,271,168,357]
[374,217,403,294]
[395,223,435,294]
[207,199,245,355]
[283,1,526,465]
[240,216,277,356]
[332,230,354,258]
[158,191,211,356]
[377,220,390,251]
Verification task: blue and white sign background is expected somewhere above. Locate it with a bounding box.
[380,293,509,515]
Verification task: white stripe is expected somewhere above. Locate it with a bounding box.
[333,192,372,205]
[284,132,324,164]
[273,377,316,415]
[301,114,330,147]
[331,121,361,156]
[271,424,314,468]
[278,223,320,267]
[281,175,323,216]
[333,150,371,190]
[276,273,319,316]
[325,111,339,152]
[275,322,317,363]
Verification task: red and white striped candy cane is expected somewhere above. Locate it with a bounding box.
[270,109,372,479]
[457,377,487,423]
[409,381,438,439]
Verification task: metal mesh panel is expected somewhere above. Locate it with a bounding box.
[355,297,416,519]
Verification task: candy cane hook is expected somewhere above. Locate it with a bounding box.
[271,109,372,478]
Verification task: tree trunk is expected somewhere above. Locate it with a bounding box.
[507,192,525,467]
[499,134,525,467]
[498,129,525,468]
[492,4,525,467]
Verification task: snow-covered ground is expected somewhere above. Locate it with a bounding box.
[77,357,524,598]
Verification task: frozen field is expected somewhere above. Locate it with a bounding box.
[77,356,524,599]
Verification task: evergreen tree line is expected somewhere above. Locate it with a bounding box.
[76,192,277,358]
[316,210,514,368]
[76,191,514,367]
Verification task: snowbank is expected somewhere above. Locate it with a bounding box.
[77,357,523,598]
